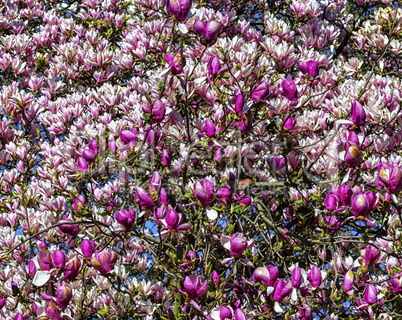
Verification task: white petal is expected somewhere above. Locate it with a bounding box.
[206,207,218,220]
[194,76,207,84]
[274,302,283,313]
[266,286,274,295]
[291,288,298,301]
[33,270,51,287]
[335,119,354,125]
[177,23,188,34]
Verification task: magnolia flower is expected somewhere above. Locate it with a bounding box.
[362,284,378,305]
[378,163,402,193]
[251,81,271,101]
[211,270,220,287]
[52,250,66,269]
[58,217,79,236]
[292,266,302,288]
[221,233,254,258]
[152,100,166,122]
[254,265,279,286]
[136,186,155,208]
[72,195,86,214]
[234,308,249,320]
[183,275,208,299]
[336,184,353,207]
[362,246,381,266]
[91,250,118,275]
[162,150,172,166]
[207,56,221,76]
[163,207,192,232]
[120,129,138,144]
[308,265,322,288]
[299,60,319,77]
[281,78,298,100]
[350,101,366,126]
[204,119,216,137]
[115,208,136,231]
[193,179,214,207]
[166,0,192,21]
[195,20,222,43]
[351,193,371,217]
[64,257,81,281]
[219,305,233,319]
[344,143,363,167]
[164,52,186,74]
[283,117,297,130]
[343,270,354,292]
[324,193,338,211]
[80,239,96,258]
[40,282,73,309]
[273,279,292,301]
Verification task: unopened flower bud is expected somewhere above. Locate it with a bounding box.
[207,56,221,76]
[299,60,319,77]
[273,279,292,301]
[166,0,192,21]
[281,78,298,100]
[152,100,166,122]
[194,179,214,207]
[344,143,362,167]
[56,282,72,309]
[204,20,222,42]
[308,265,322,288]
[81,239,95,258]
[251,81,271,101]
[350,101,366,126]
[343,270,354,292]
[363,284,378,304]
[52,250,67,269]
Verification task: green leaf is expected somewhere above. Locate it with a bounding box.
[97,304,110,315]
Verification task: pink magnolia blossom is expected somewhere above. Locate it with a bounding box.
[183,275,208,299]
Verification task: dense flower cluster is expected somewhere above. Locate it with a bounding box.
[0,0,401,319]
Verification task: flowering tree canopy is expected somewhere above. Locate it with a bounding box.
[0,0,402,319]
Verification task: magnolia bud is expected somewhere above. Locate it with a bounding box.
[219,305,232,320]
[164,52,186,74]
[152,100,166,122]
[81,239,95,258]
[58,218,79,236]
[281,78,298,100]
[183,275,208,299]
[292,266,302,288]
[273,279,292,301]
[363,284,378,304]
[193,179,214,207]
[207,56,221,76]
[251,81,271,101]
[344,143,362,167]
[136,187,155,208]
[56,282,72,308]
[166,0,192,21]
[116,208,136,231]
[204,20,222,42]
[120,129,137,144]
[77,157,88,172]
[299,60,319,77]
[350,101,366,126]
[308,265,322,288]
[52,250,67,269]
[343,270,354,292]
